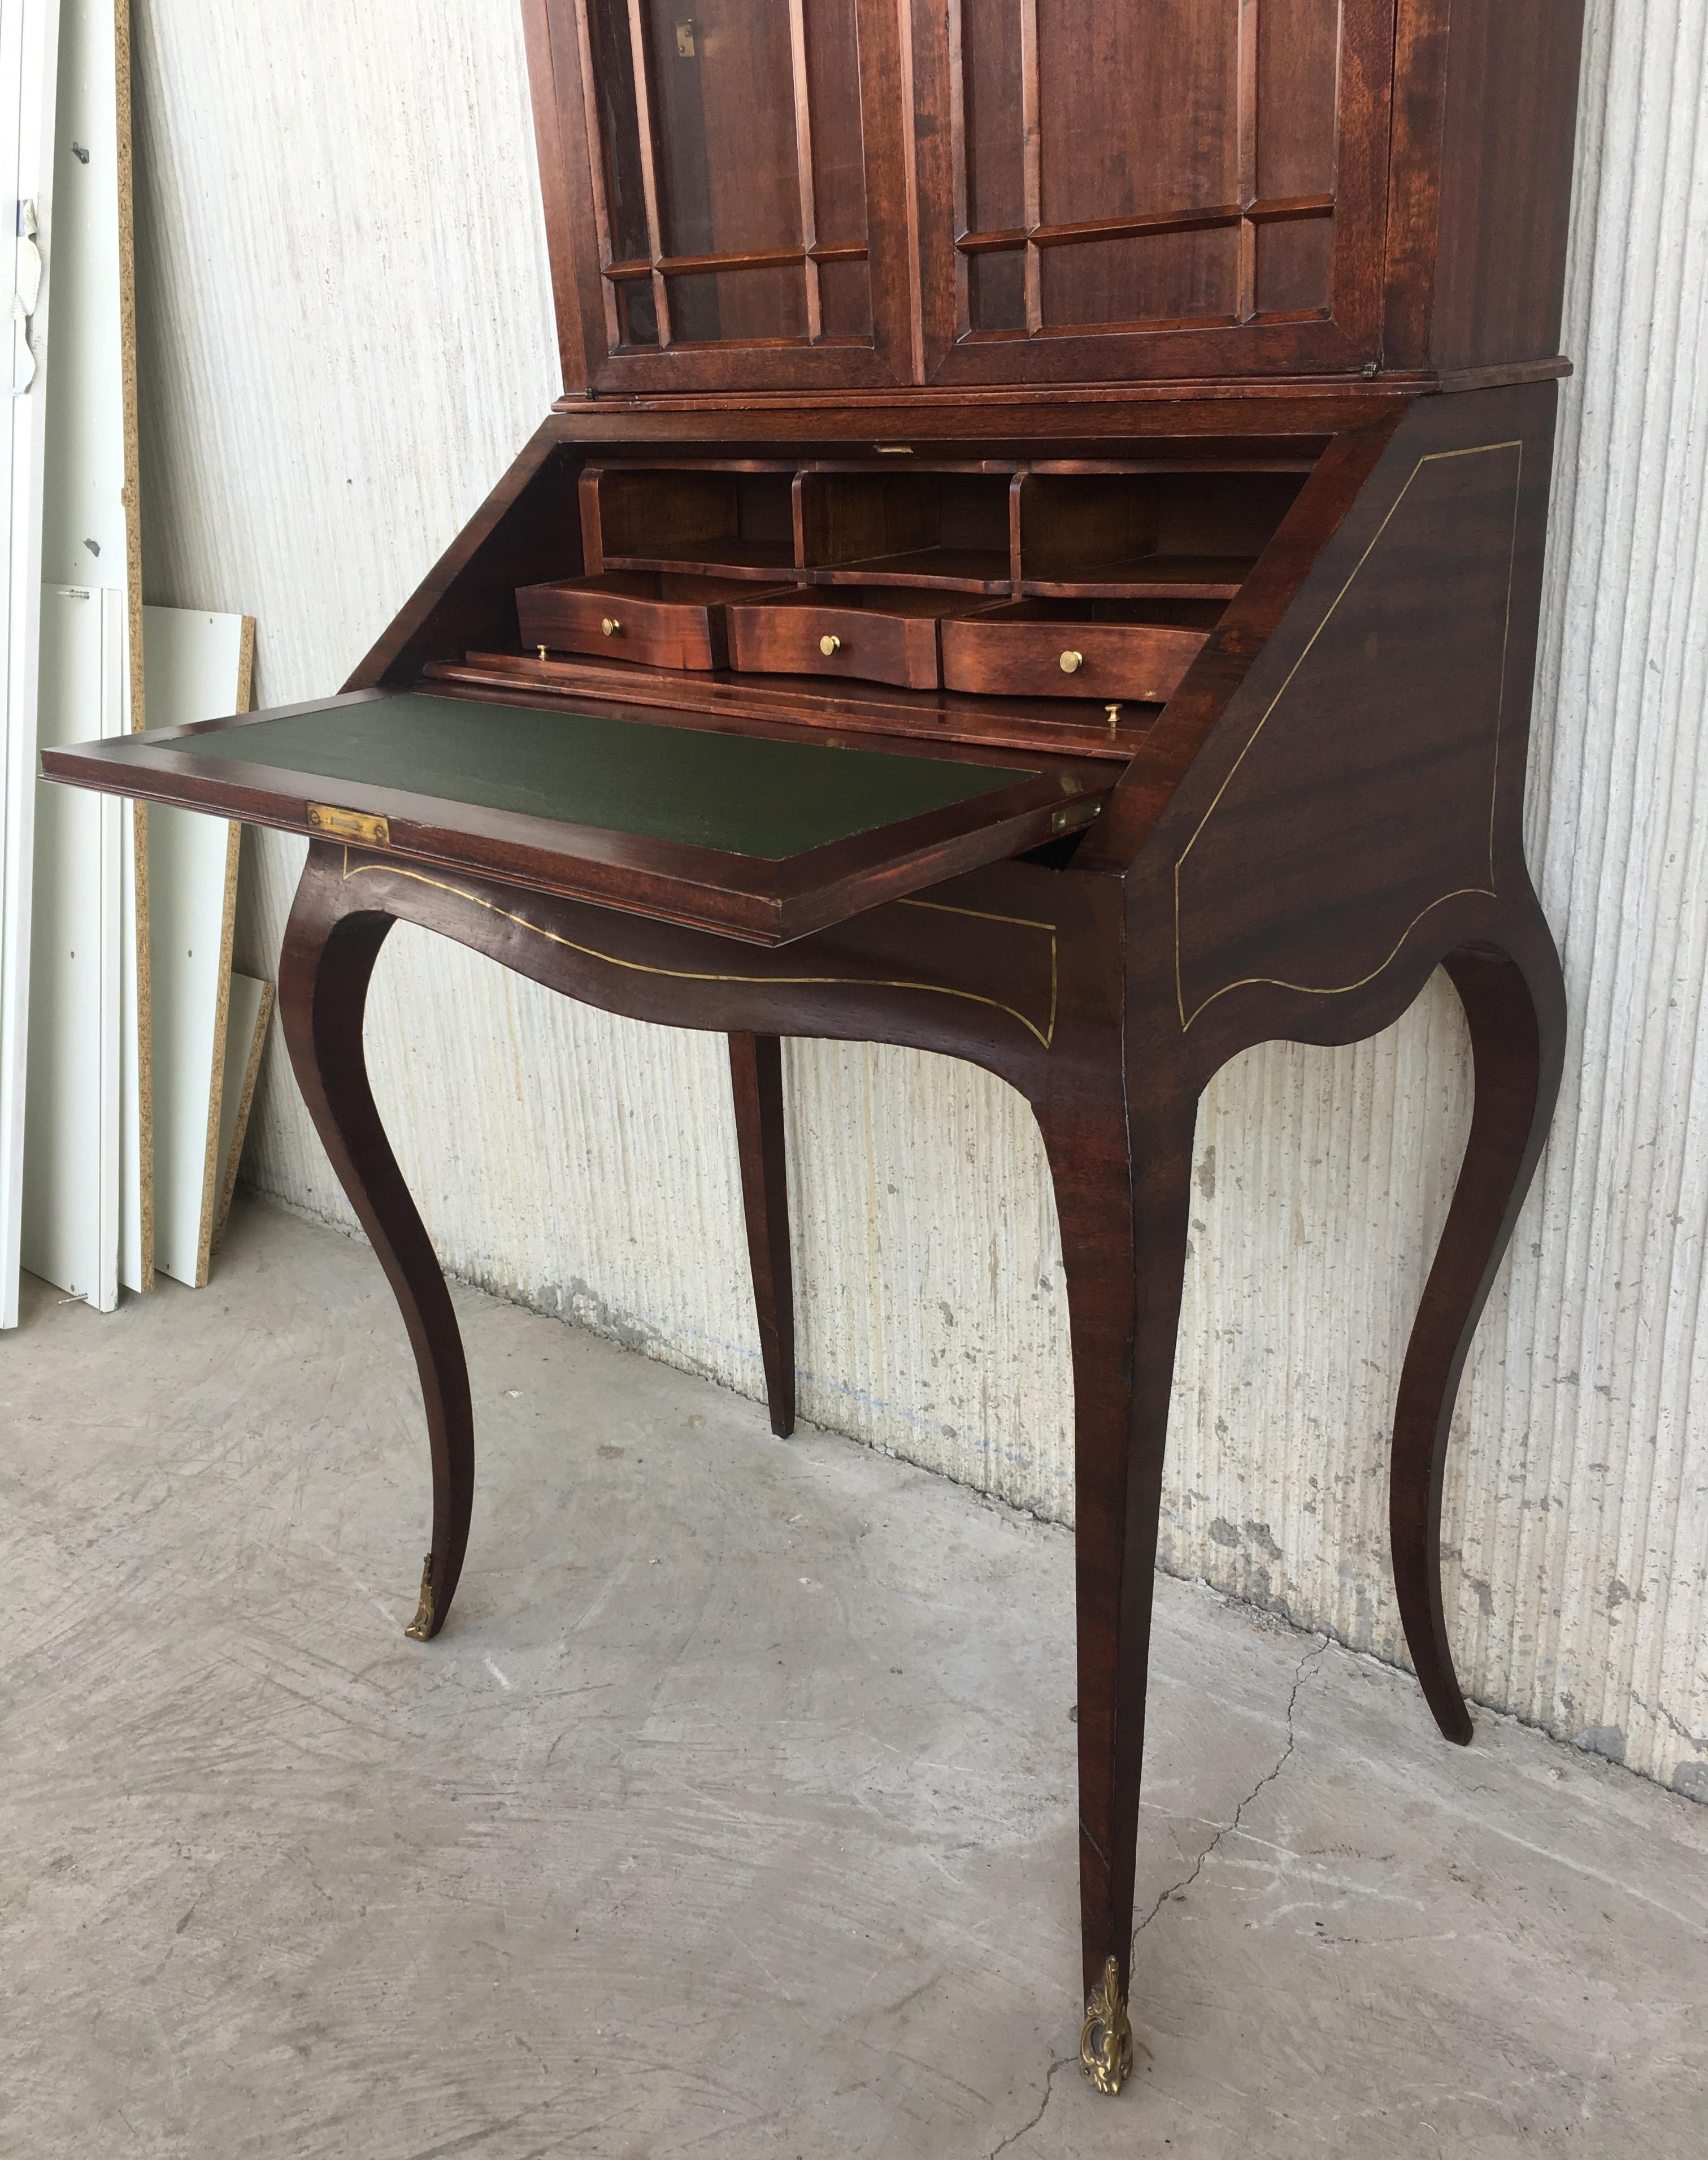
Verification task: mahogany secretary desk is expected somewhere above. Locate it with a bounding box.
[47,0,1587,2097]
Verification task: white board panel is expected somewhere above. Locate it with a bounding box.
[40,0,129,589]
[144,604,250,1287]
[0,0,64,1330]
[32,0,145,1304]
[21,583,120,1305]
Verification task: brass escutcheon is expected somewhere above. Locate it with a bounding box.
[307,803,389,847]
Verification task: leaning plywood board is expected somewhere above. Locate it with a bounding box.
[0,0,64,1329]
[23,0,146,1308]
[21,584,122,1305]
[211,973,273,1256]
[144,606,254,1286]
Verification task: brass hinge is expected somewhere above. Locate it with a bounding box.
[1051,800,1101,835]
[306,803,390,845]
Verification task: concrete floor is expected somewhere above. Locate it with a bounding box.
[4,1202,1706,2159]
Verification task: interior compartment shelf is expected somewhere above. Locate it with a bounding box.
[602,544,798,581]
[811,549,1012,593]
[799,468,1014,592]
[584,465,797,585]
[1018,469,1304,597]
[1021,554,1257,601]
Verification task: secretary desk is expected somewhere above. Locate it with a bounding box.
[47,0,1588,2096]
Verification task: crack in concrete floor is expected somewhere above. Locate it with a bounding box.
[1133,1633,1330,1940]
[988,2053,1075,2159]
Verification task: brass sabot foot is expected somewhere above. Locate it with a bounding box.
[403,1554,436,1641]
[1079,1956,1133,2096]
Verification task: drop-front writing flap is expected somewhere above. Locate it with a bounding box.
[42,689,1112,945]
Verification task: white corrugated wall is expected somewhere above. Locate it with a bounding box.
[129,0,1707,1797]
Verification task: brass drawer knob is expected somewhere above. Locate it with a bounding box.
[602,616,622,637]
[819,634,842,657]
[1059,648,1084,675]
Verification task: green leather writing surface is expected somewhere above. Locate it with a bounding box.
[177,694,1033,860]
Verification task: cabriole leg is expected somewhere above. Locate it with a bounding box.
[729,1032,796,1438]
[279,847,475,1641]
[1390,901,1567,1742]
[1043,1077,1198,2094]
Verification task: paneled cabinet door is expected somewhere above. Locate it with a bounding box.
[537,0,914,392]
[909,0,1396,385]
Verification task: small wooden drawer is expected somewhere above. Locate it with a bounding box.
[940,600,1212,703]
[725,587,975,690]
[516,571,794,673]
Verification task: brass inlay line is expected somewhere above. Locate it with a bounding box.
[1182,889,1501,1013]
[898,897,1057,932]
[1173,441,1524,1031]
[898,896,1060,1044]
[340,860,1060,1051]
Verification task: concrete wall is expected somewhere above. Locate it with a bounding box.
[131,0,1708,1798]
